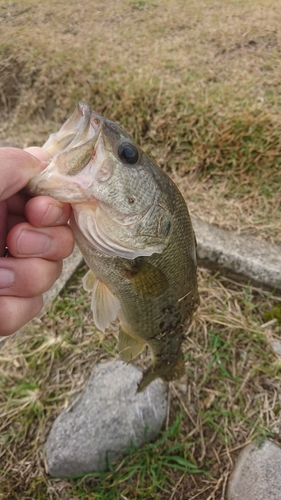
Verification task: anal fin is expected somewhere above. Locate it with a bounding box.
[118,327,145,363]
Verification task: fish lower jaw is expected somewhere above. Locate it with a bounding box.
[27,176,93,203]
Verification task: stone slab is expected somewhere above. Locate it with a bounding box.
[1,213,280,347]
[191,217,281,292]
[47,218,281,302]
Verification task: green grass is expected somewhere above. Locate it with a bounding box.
[1,267,281,499]
[63,415,205,500]
[264,304,281,324]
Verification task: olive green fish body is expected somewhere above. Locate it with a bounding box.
[73,182,198,390]
[27,102,199,390]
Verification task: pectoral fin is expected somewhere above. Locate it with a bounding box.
[82,269,96,292]
[124,260,168,298]
[83,270,120,331]
[118,327,145,362]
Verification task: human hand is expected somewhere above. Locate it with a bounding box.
[0,147,75,336]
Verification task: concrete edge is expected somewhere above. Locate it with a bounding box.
[42,244,84,310]
[45,218,281,301]
[191,216,281,293]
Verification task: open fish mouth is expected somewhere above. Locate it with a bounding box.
[43,102,101,155]
[27,102,103,202]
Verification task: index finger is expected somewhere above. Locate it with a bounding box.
[0,148,47,201]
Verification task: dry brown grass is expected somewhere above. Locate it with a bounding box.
[0,0,280,241]
[1,264,281,499]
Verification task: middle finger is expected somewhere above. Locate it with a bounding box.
[25,196,72,227]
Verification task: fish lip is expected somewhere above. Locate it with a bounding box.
[26,102,150,220]
[26,112,103,200]
[42,102,103,155]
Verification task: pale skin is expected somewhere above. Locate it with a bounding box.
[0,147,75,336]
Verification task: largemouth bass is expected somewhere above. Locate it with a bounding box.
[27,102,199,391]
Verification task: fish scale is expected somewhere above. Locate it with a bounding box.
[27,102,199,391]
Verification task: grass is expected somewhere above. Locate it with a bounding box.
[1,266,281,499]
[64,415,205,500]
[1,0,281,498]
[0,0,281,242]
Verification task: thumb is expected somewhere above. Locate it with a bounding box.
[0,147,47,201]
[24,146,52,162]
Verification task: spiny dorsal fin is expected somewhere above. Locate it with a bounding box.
[118,327,145,363]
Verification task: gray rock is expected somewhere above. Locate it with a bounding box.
[271,340,281,357]
[45,360,168,477]
[191,217,281,292]
[227,439,281,500]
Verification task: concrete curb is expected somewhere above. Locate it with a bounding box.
[42,244,83,309]
[191,217,281,293]
[43,218,281,307]
[41,219,281,308]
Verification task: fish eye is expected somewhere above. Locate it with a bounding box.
[117,141,139,165]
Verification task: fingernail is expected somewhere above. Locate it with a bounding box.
[42,204,64,225]
[17,231,51,255]
[0,268,14,289]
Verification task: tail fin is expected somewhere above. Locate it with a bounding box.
[137,351,185,392]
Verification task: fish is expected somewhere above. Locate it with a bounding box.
[26,102,199,391]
